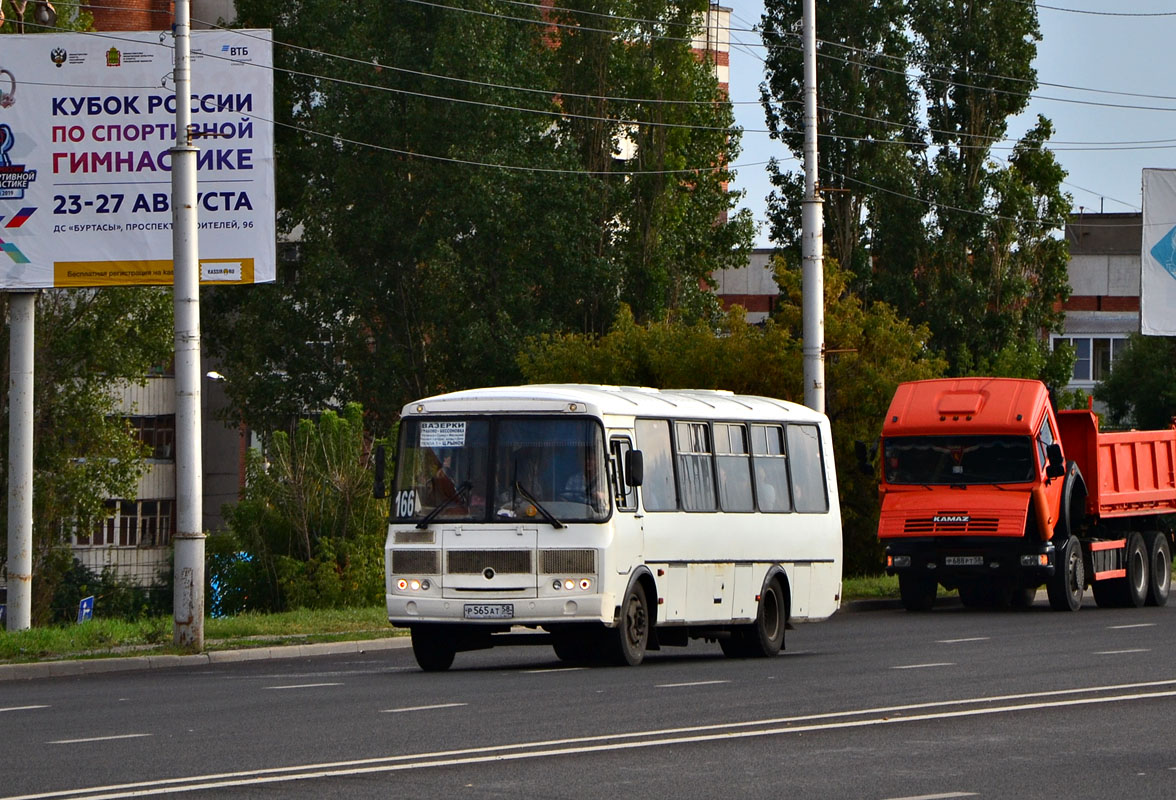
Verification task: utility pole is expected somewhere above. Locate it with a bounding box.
[171,0,204,649]
[801,0,825,413]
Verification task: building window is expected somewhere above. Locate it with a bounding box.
[1053,336,1129,383]
[131,415,175,460]
[75,499,175,548]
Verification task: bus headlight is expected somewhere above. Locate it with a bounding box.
[396,579,408,591]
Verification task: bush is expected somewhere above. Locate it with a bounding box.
[48,558,171,624]
[213,403,389,612]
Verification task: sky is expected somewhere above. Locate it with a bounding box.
[723,1,1176,248]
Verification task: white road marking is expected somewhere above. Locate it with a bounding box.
[522,667,588,674]
[0,705,48,713]
[264,682,343,690]
[15,678,1176,800]
[48,734,152,745]
[1109,623,1156,630]
[656,680,731,688]
[1093,649,1150,655]
[891,663,956,670]
[937,637,990,644]
[882,793,978,800]
[381,703,468,714]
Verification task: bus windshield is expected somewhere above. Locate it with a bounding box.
[883,435,1035,485]
[392,416,610,524]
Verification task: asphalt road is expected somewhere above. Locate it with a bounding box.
[4,598,1176,799]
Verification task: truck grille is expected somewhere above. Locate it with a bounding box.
[904,515,1001,535]
[391,549,440,575]
[540,549,596,575]
[447,550,532,575]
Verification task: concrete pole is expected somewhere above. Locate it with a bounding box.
[801,0,825,414]
[5,291,35,631]
[171,0,204,649]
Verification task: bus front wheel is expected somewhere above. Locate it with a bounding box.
[606,583,649,666]
[411,625,457,672]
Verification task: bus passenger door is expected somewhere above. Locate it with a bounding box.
[609,436,643,574]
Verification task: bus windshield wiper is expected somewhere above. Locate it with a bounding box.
[416,481,472,529]
[514,481,564,529]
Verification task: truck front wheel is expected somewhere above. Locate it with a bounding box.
[1047,535,1084,611]
[899,572,937,612]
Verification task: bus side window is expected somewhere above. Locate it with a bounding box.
[610,437,637,511]
[676,421,717,511]
[786,424,830,513]
[715,423,753,512]
[751,424,791,513]
[634,419,677,511]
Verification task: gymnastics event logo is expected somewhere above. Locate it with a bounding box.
[0,123,37,201]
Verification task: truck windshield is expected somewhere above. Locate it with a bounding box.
[883,435,1035,485]
[391,417,610,524]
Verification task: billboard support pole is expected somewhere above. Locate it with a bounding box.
[171,0,204,649]
[5,290,35,631]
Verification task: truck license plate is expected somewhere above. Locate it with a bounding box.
[464,603,514,620]
[945,556,984,566]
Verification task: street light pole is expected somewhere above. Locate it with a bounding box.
[801,0,825,413]
[171,0,204,649]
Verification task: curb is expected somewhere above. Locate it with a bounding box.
[0,636,413,682]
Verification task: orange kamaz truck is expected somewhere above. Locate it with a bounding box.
[874,378,1176,611]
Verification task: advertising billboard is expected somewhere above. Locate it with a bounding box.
[1141,168,1176,336]
[0,28,273,289]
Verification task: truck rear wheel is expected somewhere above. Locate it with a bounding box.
[1124,532,1150,608]
[1144,531,1170,607]
[1047,535,1084,611]
[899,573,937,612]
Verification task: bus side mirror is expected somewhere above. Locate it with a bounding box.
[1046,442,1065,479]
[625,450,644,487]
[373,444,386,499]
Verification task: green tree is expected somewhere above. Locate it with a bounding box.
[519,258,946,575]
[211,403,388,613]
[760,0,1072,382]
[1095,335,1176,430]
[0,289,174,623]
[209,0,752,434]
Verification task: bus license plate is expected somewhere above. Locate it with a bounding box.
[945,555,984,566]
[464,603,514,620]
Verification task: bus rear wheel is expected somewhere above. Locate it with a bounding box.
[606,583,649,666]
[721,577,786,658]
[411,625,457,672]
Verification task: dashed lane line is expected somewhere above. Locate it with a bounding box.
[48,734,152,745]
[381,703,468,713]
[264,682,343,690]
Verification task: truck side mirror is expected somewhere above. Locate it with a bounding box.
[1045,442,1065,479]
[373,444,387,499]
[855,440,873,476]
[625,450,644,487]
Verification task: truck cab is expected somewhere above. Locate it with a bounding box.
[878,378,1079,610]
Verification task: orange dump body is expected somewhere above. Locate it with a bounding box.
[1056,409,1176,519]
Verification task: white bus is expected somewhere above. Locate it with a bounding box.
[378,384,843,671]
